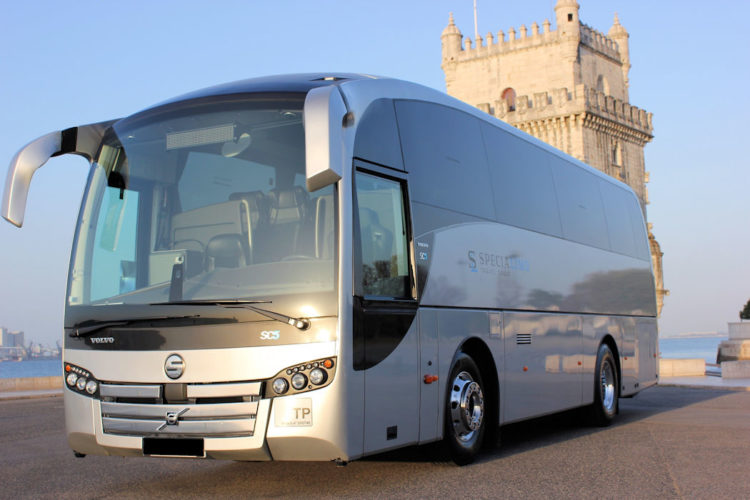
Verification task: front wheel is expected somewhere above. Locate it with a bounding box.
[589,343,619,426]
[444,353,486,465]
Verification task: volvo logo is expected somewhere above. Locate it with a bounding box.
[156,408,188,431]
[164,354,185,379]
[89,337,115,344]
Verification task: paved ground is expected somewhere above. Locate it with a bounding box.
[659,375,750,391]
[1,386,749,499]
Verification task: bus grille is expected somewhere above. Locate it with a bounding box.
[98,382,262,438]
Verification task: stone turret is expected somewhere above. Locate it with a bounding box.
[608,13,631,95]
[555,0,580,38]
[555,0,581,81]
[441,13,463,62]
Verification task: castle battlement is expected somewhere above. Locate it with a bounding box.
[448,21,623,64]
[580,23,621,60]
[492,84,652,135]
[584,87,652,133]
[454,18,557,61]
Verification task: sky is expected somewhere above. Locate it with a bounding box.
[1,0,748,345]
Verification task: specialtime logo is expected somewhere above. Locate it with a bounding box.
[468,250,530,275]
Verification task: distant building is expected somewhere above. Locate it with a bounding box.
[441,0,667,314]
[1,327,25,348]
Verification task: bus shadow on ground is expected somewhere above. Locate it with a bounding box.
[363,385,731,464]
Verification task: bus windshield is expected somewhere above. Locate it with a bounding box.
[66,94,336,316]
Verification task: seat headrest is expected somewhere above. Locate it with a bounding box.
[270,186,308,209]
[206,233,246,269]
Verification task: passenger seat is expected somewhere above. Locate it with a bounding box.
[228,190,268,263]
[259,187,310,261]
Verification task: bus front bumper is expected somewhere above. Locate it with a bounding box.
[64,383,347,461]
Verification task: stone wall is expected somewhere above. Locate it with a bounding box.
[0,376,62,392]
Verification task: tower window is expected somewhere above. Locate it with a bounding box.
[501,88,516,112]
[612,142,622,166]
[596,75,610,95]
[568,13,573,22]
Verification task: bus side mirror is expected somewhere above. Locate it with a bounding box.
[2,131,63,227]
[2,120,115,227]
[304,85,347,192]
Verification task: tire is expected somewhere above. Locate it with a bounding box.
[589,343,619,426]
[444,353,486,465]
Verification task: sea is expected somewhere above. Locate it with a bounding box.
[0,359,62,379]
[659,335,727,365]
[0,335,726,379]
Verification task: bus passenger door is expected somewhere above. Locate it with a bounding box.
[353,166,420,454]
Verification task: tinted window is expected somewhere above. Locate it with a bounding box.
[395,100,494,219]
[552,159,609,249]
[353,99,404,170]
[626,194,651,261]
[599,180,638,257]
[482,124,562,237]
[355,171,410,298]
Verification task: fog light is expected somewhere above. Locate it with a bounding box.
[309,368,327,385]
[272,378,289,395]
[85,380,98,395]
[66,373,78,387]
[291,373,307,390]
[76,377,87,391]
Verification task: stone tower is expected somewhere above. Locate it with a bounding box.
[441,0,667,314]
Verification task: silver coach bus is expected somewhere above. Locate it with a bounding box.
[2,74,658,464]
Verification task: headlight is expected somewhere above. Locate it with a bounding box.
[267,357,336,397]
[309,368,327,385]
[76,377,87,391]
[291,373,307,390]
[272,378,289,395]
[85,380,98,395]
[64,363,100,399]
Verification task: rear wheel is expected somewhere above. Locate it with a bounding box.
[444,353,486,465]
[589,343,618,426]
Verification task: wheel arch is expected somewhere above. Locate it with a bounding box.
[455,337,500,436]
[600,334,621,395]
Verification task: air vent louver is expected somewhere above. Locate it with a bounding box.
[516,333,532,345]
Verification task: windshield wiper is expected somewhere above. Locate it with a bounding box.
[151,299,311,331]
[69,315,200,338]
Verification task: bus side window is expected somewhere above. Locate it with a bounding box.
[354,171,410,298]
